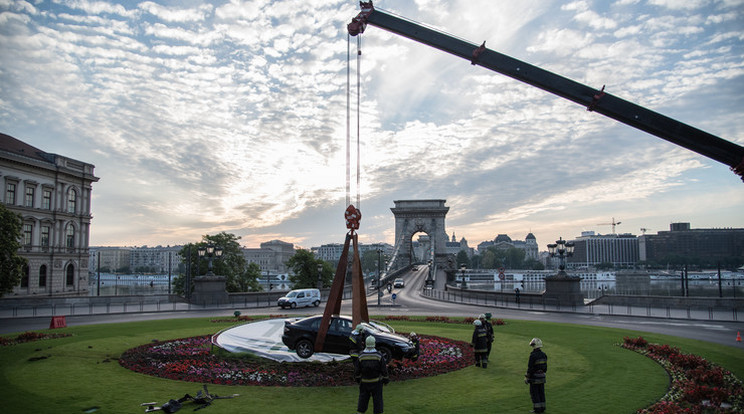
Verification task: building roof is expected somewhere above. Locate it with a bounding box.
[0,132,55,164]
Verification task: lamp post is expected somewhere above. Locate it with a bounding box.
[460,264,467,288]
[197,244,223,276]
[376,248,383,306]
[547,237,574,276]
[317,263,323,290]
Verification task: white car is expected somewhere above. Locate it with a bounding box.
[277,288,321,309]
[393,278,405,288]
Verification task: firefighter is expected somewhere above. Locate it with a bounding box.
[355,336,389,414]
[471,319,488,368]
[479,313,494,360]
[349,324,366,370]
[524,337,548,413]
[409,332,420,361]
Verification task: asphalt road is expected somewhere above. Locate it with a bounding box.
[1,268,743,349]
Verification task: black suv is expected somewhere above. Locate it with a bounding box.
[281,315,418,362]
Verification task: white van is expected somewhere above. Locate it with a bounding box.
[277,288,321,309]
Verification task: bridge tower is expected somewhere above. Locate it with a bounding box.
[390,200,453,284]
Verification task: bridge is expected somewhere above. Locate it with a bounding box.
[380,199,455,289]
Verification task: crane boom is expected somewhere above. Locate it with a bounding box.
[348,1,744,181]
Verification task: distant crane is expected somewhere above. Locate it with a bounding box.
[597,218,622,234]
[640,227,651,235]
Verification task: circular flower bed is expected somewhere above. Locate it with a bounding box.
[119,334,473,386]
[622,336,744,413]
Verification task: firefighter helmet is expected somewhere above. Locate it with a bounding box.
[529,338,543,348]
[478,314,486,319]
[473,319,482,326]
[365,335,376,348]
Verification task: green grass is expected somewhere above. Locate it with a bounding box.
[1,316,742,413]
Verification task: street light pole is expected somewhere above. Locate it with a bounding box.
[547,237,575,276]
[317,263,323,290]
[377,248,382,306]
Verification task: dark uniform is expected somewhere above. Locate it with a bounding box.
[349,329,366,370]
[482,317,494,359]
[355,347,389,414]
[526,346,548,413]
[471,322,489,368]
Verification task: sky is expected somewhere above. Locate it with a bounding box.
[1,0,743,252]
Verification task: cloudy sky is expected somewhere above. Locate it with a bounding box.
[1,0,743,252]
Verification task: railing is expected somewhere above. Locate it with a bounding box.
[422,288,742,322]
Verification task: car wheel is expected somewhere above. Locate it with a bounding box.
[290,302,297,309]
[295,339,314,359]
[378,345,392,363]
[313,300,320,307]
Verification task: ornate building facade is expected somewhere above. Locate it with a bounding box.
[1,133,99,296]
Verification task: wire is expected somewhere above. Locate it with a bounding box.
[356,35,362,209]
[346,33,351,208]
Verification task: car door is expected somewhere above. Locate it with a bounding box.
[325,317,353,354]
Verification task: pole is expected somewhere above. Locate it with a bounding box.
[377,248,381,306]
[680,269,685,296]
[168,251,172,295]
[186,245,191,301]
[718,263,723,298]
[96,250,100,296]
[684,265,689,297]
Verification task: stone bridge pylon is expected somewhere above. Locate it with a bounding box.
[390,200,453,277]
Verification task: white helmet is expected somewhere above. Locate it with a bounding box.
[355,324,365,333]
[365,335,376,348]
[478,314,486,319]
[529,338,543,348]
[473,319,482,326]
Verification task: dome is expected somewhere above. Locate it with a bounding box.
[526,232,536,240]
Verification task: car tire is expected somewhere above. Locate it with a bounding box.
[290,302,297,309]
[313,300,320,307]
[279,305,285,309]
[378,345,392,363]
[295,339,314,359]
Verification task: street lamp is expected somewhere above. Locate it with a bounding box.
[376,248,383,306]
[547,237,574,276]
[317,263,323,290]
[460,264,467,288]
[197,244,223,276]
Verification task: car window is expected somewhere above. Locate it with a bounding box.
[287,292,297,298]
[297,292,305,298]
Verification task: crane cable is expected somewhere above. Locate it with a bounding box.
[346,33,363,210]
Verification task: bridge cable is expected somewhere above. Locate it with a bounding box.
[356,35,362,209]
[345,34,351,208]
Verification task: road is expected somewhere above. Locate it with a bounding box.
[1,267,742,349]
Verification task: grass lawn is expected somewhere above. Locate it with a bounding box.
[1,315,742,413]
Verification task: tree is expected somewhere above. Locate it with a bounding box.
[456,250,471,268]
[287,249,333,288]
[0,204,27,296]
[361,249,388,275]
[175,232,259,295]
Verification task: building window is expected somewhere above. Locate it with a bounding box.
[41,225,50,247]
[23,224,32,245]
[25,186,34,207]
[66,264,74,286]
[39,265,47,287]
[21,265,29,288]
[42,189,52,210]
[5,182,16,204]
[67,188,77,213]
[66,223,75,248]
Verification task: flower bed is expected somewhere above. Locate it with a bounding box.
[622,336,744,413]
[0,331,72,346]
[119,333,473,387]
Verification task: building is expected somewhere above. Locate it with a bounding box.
[567,231,639,269]
[89,247,132,273]
[639,223,744,266]
[1,133,99,296]
[311,242,394,264]
[476,233,539,261]
[243,240,295,273]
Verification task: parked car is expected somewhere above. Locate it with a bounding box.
[277,288,321,309]
[281,315,418,362]
[393,278,405,288]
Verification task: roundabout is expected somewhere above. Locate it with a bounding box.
[118,318,474,387]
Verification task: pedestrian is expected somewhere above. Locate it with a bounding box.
[349,324,366,370]
[524,337,548,413]
[515,287,521,304]
[480,313,494,360]
[471,319,488,368]
[355,336,389,414]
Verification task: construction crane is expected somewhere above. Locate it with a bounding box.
[597,218,622,234]
[640,227,650,235]
[347,2,744,182]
